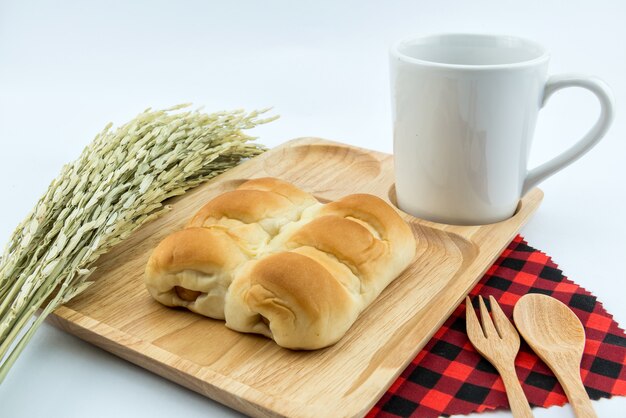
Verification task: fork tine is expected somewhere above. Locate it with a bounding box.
[488,295,517,340]
[478,295,500,339]
[465,296,484,343]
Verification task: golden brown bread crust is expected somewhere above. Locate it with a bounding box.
[188,177,317,229]
[286,215,386,279]
[186,178,320,250]
[144,228,248,320]
[224,196,416,348]
[145,227,245,275]
[238,177,317,206]
[188,189,292,228]
[225,252,359,349]
[144,177,416,349]
[145,178,320,320]
[320,193,412,242]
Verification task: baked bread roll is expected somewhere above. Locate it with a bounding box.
[187,177,319,256]
[225,194,416,349]
[145,178,318,319]
[145,178,416,349]
[144,227,247,319]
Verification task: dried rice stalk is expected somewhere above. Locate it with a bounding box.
[0,104,274,381]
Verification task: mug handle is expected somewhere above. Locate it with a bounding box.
[522,74,615,195]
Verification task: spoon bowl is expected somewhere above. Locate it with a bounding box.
[513,293,596,418]
[514,293,585,354]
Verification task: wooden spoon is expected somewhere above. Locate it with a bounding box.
[513,294,597,418]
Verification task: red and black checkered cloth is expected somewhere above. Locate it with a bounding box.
[368,235,626,417]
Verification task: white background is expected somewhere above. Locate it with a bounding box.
[1,1,625,417]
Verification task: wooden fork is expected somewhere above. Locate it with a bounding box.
[465,295,533,418]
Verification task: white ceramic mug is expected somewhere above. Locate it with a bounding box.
[390,34,614,225]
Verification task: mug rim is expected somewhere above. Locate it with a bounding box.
[391,33,551,70]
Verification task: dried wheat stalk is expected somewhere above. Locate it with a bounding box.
[0,104,274,381]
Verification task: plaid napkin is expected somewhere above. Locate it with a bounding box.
[368,235,626,417]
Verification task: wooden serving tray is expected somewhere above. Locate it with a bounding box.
[48,137,542,418]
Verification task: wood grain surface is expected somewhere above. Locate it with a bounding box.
[46,137,543,418]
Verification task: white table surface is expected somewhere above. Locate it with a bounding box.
[1,1,624,417]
